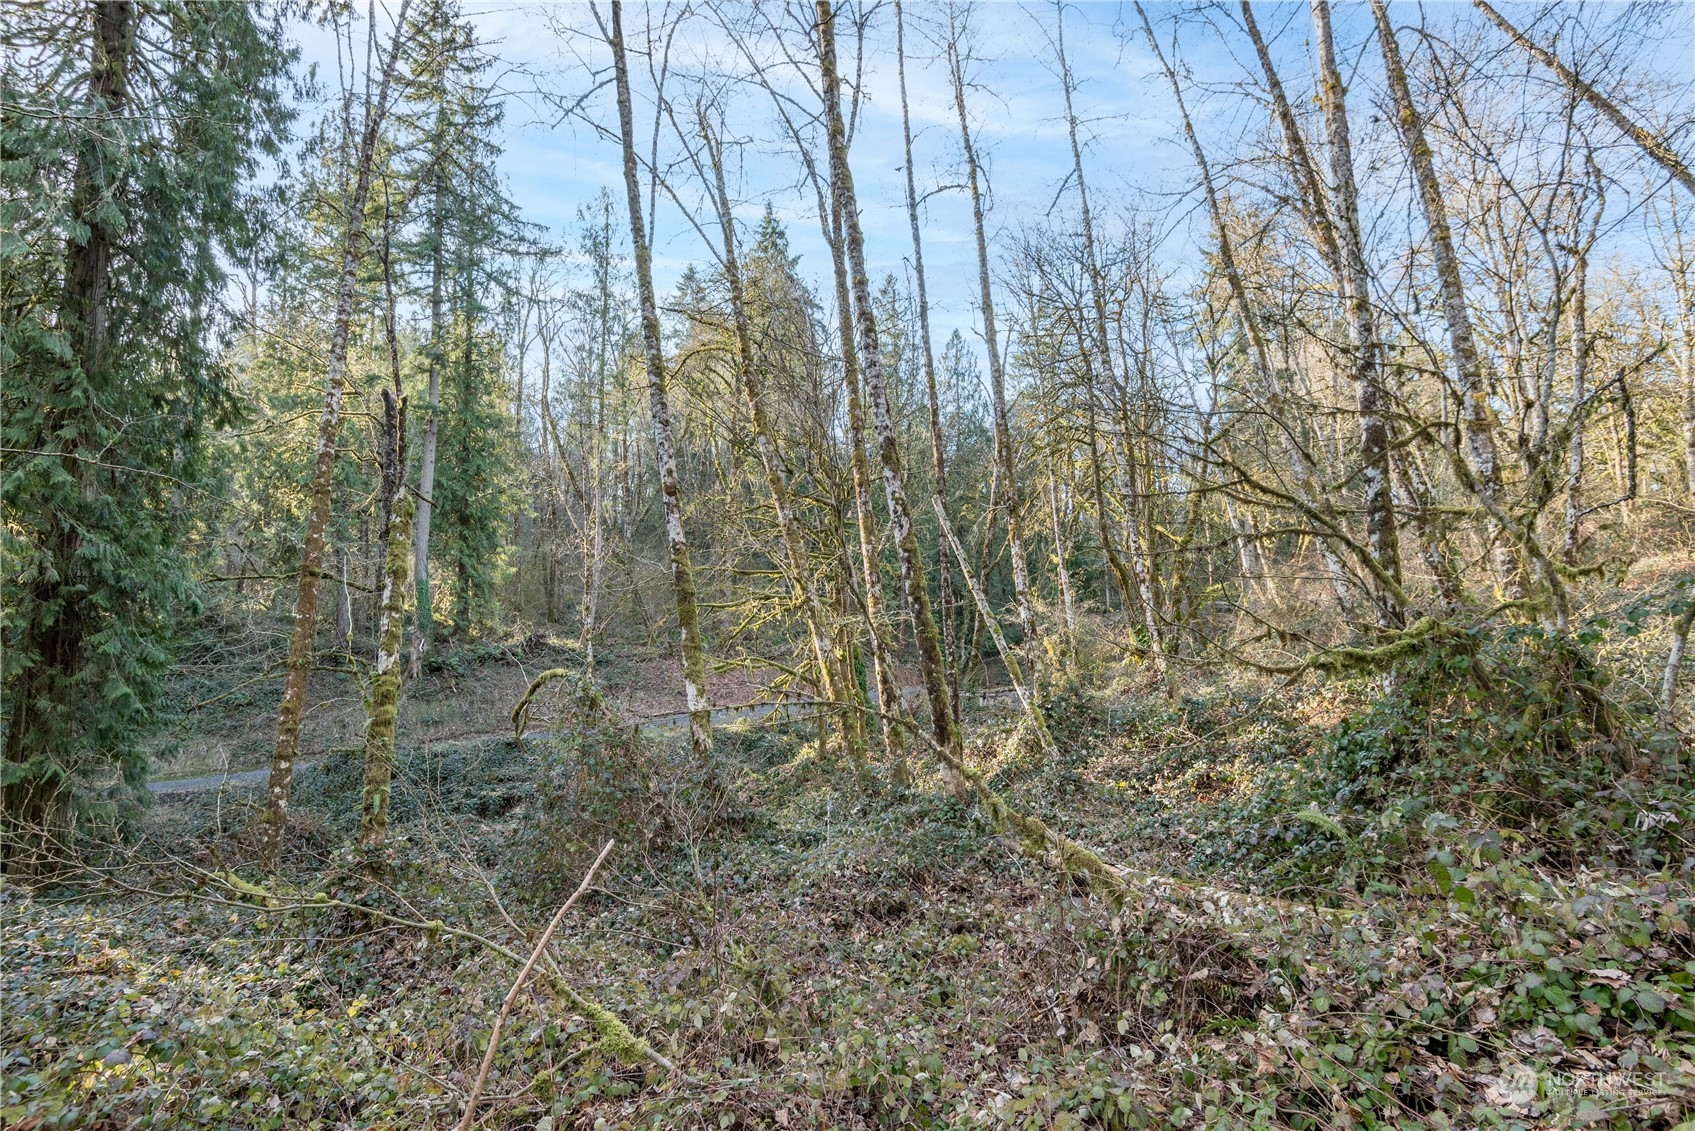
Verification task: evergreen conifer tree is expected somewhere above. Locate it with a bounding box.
[2,0,290,854]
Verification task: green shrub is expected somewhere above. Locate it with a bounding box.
[514,683,744,905]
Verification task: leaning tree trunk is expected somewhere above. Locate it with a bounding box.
[1373,0,1549,615]
[946,11,1040,677]
[1312,0,1403,626]
[699,112,847,766]
[1239,0,1344,282]
[1472,0,1695,200]
[817,0,963,790]
[609,1,711,761]
[259,2,410,870]
[895,0,961,728]
[1135,0,1359,622]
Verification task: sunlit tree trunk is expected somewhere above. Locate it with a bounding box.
[945,6,1040,675]
[817,0,962,790]
[608,1,711,761]
[260,1,411,870]
[895,0,962,728]
[1371,0,1517,591]
[1312,0,1402,625]
[829,197,900,775]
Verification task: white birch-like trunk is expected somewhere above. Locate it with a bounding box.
[259,1,411,870]
[609,2,711,760]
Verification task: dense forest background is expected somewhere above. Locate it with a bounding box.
[5,1,1695,1128]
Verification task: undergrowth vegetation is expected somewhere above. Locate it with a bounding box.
[7,626,1695,1130]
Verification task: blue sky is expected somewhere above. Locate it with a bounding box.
[292,2,1695,377]
[294,2,1240,359]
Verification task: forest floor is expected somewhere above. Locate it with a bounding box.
[145,634,795,783]
[9,577,1695,1129]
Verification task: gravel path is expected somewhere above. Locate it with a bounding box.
[146,701,796,794]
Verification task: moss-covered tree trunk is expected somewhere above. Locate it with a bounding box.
[359,389,412,872]
[258,3,410,870]
[817,0,961,792]
[895,0,961,732]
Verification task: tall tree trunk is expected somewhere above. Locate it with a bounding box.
[698,112,849,769]
[359,389,411,875]
[895,0,961,729]
[829,193,900,773]
[1683,314,1695,505]
[817,0,963,789]
[60,0,132,369]
[539,319,564,632]
[1053,8,1168,675]
[945,7,1040,674]
[413,170,445,652]
[1563,249,1591,562]
[1668,233,1695,502]
[1135,1,1359,622]
[1472,0,1695,200]
[608,2,711,761]
[1371,0,1520,591]
[361,227,412,876]
[1048,476,1077,658]
[1240,0,1345,283]
[1312,0,1403,625]
[259,2,410,870]
[5,0,134,852]
[583,308,607,677]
